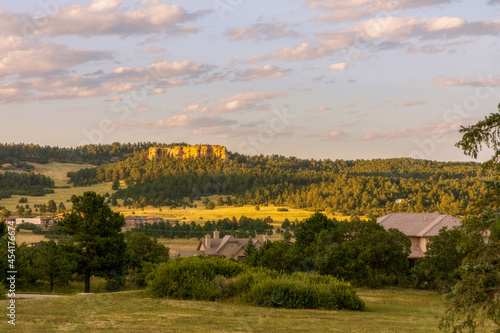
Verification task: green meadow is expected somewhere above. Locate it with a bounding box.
[1,288,460,333]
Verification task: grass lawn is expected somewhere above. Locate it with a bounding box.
[14,230,47,245]
[1,288,471,332]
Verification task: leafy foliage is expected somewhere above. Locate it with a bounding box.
[147,256,364,311]
[441,104,500,332]
[126,233,169,288]
[244,272,365,310]
[412,227,471,291]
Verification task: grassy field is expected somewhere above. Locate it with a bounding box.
[1,288,472,332]
[0,162,114,212]
[14,230,47,245]
[117,200,357,225]
[1,162,353,224]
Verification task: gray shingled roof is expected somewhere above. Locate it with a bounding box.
[377,213,461,237]
[198,235,262,256]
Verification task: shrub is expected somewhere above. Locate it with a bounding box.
[148,257,365,311]
[148,256,245,301]
[244,272,365,311]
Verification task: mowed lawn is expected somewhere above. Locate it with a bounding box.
[1,288,454,333]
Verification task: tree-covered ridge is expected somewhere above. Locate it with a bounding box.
[0,172,55,199]
[125,216,274,239]
[68,150,484,217]
[0,142,165,165]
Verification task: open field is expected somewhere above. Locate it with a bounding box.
[155,237,201,253]
[116,202,356,224]
[0,162,114,212]
[3,287,484,333]
[14,230,46,245]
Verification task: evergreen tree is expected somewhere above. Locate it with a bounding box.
[58,192,126,293]
[32,240,76,292]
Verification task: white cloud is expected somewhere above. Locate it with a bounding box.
[22,0,205,37]
[235,65,291,80]
[434,75,500,87]
[226,22,299,41]
[329,62,347,71]
[212,92,288,113]
[0,37,110,79]
[310,0,457,23]
[396,100,426,107]
[325,130,348,140]
[249,15,499,63]
[359,132,384,141]
[248,43,332,62]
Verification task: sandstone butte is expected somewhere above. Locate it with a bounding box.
[148,145,228,161]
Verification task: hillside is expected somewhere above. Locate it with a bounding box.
[67,146,484,217]
[0,143,487,218]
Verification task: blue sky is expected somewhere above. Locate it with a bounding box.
[0,0,499,161]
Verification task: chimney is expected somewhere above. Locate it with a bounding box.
[205,234,211,248]
[214,230,220,239]
[263,234,269,242]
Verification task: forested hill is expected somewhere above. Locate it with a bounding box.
[0,142,165,166]
[67,147,485,217]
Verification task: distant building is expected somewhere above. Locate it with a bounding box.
[1,163,13,169]
[14,216,55,226]
[377,213,461,266]
[183,230,268,260]
[124,215,164,226]
[15,217,43,225]
[5,216,18,225]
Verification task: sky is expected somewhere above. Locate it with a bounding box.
[0,0,499,161]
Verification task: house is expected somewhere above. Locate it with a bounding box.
[124,215,146,226]
[124,215,164,226]
[15,217,43,225]
[377,213,461,265]
[4,216,18,225]
[144,215,164,224]
[178,230,268,260]
[40,216,56,228]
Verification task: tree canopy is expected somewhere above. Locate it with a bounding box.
[59,191,126,293]
[442,104,500,332]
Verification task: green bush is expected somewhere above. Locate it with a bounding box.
[148,257,364,311]
[244,272,365,311]
[148,256,245,301]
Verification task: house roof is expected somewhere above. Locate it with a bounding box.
[198,235,262,256]
[377,213,461,237]
[145,215,163,220]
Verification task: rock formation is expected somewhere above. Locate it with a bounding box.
[148,145,228,161]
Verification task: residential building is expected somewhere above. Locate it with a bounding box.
[177,230,268,260]
[377,213,461,266]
